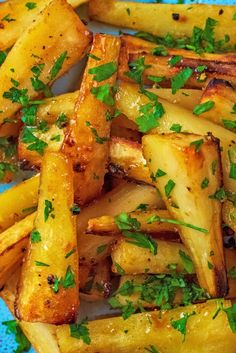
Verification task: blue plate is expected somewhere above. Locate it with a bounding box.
[1,0,236,351]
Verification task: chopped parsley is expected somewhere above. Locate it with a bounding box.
[115,212,157,255]
[145,346,159,353]
[86,121,109,144]
[152,45,168,56]
[44,199,55,222]
[0,51,7,66]
[88,53,101,61]
[224,303,236,333]
[201,177,209,189]
[209,187,226,202]
[170,123,182,133]
[31,230,41,243]
[121,301,136,320]
[136,203,149,211]
[228,267,236,279]
[165,179,176,198]
[3,87,29,106]
[146,214,208,233]
[233,13,236,20]
[91,83,115,106]
[179,250,194,274]
[0,162,18,180]
[171,67,193,94]
[55,113,68,129]
[208,261,214,270]
[70,204,80,215]
[168,55,182,67]
[21,127,48,155]
[171,312,196,341]
[193,101,215,115]
[125,57,151,84]
[70,320,91,345]
[223,120,236,130]
[231,104,236,114]
[49,51,68,81]
[96,244,107,255]
[2,320,31,353]
[114,262,126,275]
[147,75,165,84]
[35,261,49,267]
[1,14,16,22]
[51,265,75,293]
[25,2,37,10]
[65,248,76,259]
[151,168,166,182]
[190,139,204,152]
[88,62,117,82]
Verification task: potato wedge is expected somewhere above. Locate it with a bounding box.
[109,137,152,185]
[0,0,88,51]
[0,174,39,232]
[89,0,236,44]
[87,210,178,236]
[0,212,36,288]
[16,152,79,324]
[0,0,92,126]
[77,182,165,234]
[62,34,120,205]
[116,82,236,194]
[0,270,60,353]
[143,133,227,297]
[199,78,236,129]
[111,237,187,275]
[118,35,236,87]
[57,300,236,353]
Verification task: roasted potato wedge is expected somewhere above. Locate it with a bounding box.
[0,0,92,126]
[57,300,236,353]
[77,181,165,234]
[116,82,236,194]
[87,210,178,236]
[109,137,152,185]
[16,152,79,324]
[0,174,39,232]
[89,0,236,44]
[0,270,60,353]
[0,212,36,288]
[0,0,88,51]
[111,237,187,275]
[143,133,227,297]
[199,78,236,129]
[118,35,236,87]
[62,34,120,205]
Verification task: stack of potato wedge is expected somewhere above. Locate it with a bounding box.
[1,0,236,352]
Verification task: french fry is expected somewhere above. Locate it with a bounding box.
[16,152,79,324]
[115,82,236,194]
[111,238,187,275]
[87,210,179,236]
[77,181,165,234]
[143,133,227,297]
[0,0,92,127]
[89,0,236,44]
[0,270,60,353]
[199,78,236,129]
[0,0,89,51]
[62,34,120,205]
[118,35,236,87]
[57,300,236,353]
[0,174,39,232]
[80,259,112,301]
[0,212,36,288]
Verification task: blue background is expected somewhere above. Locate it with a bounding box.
[1,0,236,352]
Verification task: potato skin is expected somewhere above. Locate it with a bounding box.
[16,152,79,324]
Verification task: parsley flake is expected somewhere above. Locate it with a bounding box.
[44,199,55,222]
[169,55,182,67]
[70,320,91,345]
[88,62,117,82]
[2,320,31,353]
[170,123,182,133]
[49,51,68,81]
[31,230,41,243]
[179,250,194,274]
[171,67,193,94]
[201,177,209,189]
[91,83,115,106]
[25,2,37,10]
[193,101,215,115]
[125,57,151,84]
[165,179,175,198]
[190,139,204,152]
[171,312,195,341]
